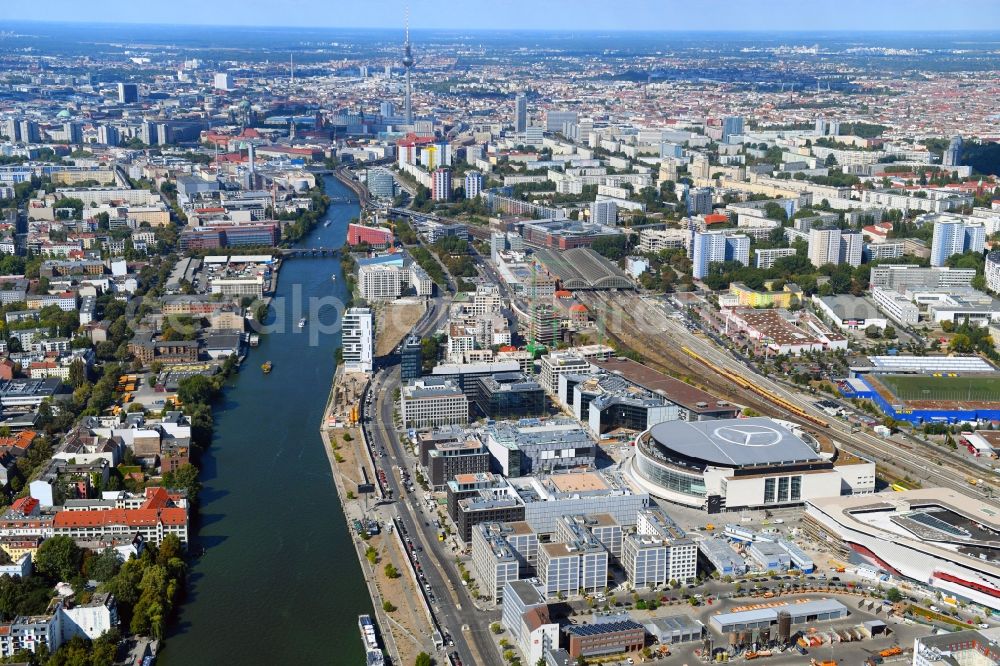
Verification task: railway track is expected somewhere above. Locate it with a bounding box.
[579,292,787,417]
[580,291,995,496]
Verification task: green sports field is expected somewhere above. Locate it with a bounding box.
[877,374,1000,403]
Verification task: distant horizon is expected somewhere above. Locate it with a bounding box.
[4,19,1000,35]
[1,0,996,33]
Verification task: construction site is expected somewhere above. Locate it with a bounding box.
[326,365,367,429]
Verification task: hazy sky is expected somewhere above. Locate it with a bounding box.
[3,0,997,31]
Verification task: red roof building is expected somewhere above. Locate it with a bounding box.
[10,497,39,516]
[0,431,35,457]
[52,505,188,547]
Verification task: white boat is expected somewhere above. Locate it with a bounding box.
[359,615,385,666]
[324,221,331,227]
[298,317,306,328]
[331,274,337,281]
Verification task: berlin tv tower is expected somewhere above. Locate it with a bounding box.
[402,5,415,125]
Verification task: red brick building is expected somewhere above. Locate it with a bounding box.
[347,223,394,249]
[565,618,646,659]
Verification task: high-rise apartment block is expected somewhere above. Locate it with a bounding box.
[590,200,618,226]
[432,168,452,202]
[341,307,373,374]
[464,171,484,199]
[722,116,744,143]
[807,227,863,268]
[691,230,749,279]
[930,218,985,267]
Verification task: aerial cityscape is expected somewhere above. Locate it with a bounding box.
[2,4,1000,666]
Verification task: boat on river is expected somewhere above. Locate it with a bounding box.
[358,615,385,665]
[261,361,273,374]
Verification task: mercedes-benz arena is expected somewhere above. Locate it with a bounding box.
[630,417,865,513]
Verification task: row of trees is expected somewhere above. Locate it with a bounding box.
[278,184,329,245]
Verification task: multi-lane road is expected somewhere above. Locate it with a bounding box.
[361,291,503,666]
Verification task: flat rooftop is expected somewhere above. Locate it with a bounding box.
[817,294,882,321]
[591,357,735,414]
[712,598,848,625]
[547,471,609,494]
[541,542,575,557]
[867,355,995,374]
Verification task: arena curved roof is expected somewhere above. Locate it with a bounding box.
[646,417,821,467]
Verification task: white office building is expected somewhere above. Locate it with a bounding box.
[869,265,976,290]
[502,581,559,666]
[872,287,921,326]
[471,523,521,602]
[400,378,469,428]
[622,534,669,588]
[359,264,404,301]
[636,508,698,584]
[538,352,590,395]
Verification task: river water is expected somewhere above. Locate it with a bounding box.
[161,176,370,665]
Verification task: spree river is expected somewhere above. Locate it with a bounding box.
[161,176,370,665]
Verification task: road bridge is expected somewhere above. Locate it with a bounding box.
[278,247,340,257]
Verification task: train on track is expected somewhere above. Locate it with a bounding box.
[681,346,830,430]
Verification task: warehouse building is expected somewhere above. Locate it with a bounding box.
[710,599,849,634]
[699,538,747,577]
[642,616,705,645]
[590,358,740,421]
